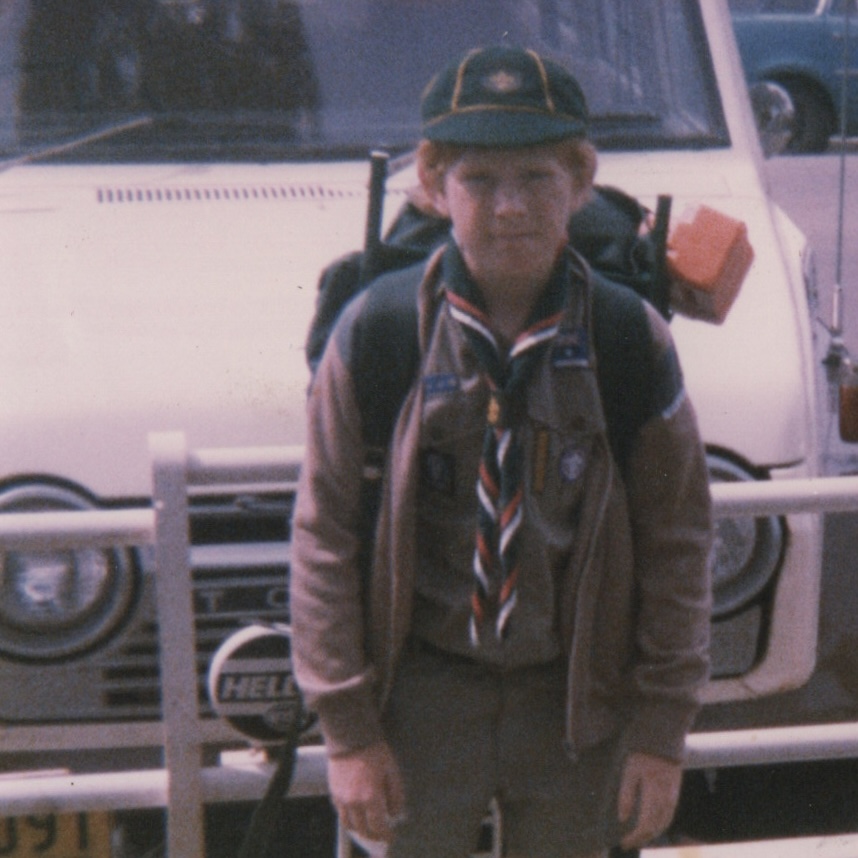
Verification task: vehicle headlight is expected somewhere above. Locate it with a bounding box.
[707,452,786,618]
[0,482,137,661]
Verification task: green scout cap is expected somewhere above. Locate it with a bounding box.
[420,45,589,147]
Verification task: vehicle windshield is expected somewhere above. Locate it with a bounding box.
[0,0,728,163]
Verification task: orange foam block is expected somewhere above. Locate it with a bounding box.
[667,205,754,324]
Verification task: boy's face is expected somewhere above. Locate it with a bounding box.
[431,144,591,291]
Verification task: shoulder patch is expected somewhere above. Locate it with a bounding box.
[423,373,460,399]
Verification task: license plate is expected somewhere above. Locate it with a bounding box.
[0,812,112,858]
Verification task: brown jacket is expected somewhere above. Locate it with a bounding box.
[291,246,712,763]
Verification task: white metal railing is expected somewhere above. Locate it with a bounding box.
[0,434,856,854]
[0,433,308,857]
[0,747,329,815]
[711,474,858,516]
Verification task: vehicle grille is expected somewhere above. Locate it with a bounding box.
[101,491,293,721]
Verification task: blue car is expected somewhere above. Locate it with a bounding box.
[730,0,858,152]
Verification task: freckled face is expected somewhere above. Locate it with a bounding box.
[433,145,590,291]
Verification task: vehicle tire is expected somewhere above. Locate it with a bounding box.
[779,78,835,154]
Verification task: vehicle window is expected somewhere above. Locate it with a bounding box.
[729,0,819,12]
[0,0,728,163]
[765,0,819,12]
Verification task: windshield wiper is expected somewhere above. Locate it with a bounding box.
[0,115,153,174]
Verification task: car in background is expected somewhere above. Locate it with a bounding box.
[730,0,858,153]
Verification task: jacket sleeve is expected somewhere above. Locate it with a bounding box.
[622,302,713,763]
[289,294,386,757]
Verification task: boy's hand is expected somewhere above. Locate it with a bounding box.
[328,741,406,844]
[618,751,683,849]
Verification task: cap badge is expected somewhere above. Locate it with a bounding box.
[484,69,521,95]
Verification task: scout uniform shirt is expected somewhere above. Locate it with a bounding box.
[411,244,605,668]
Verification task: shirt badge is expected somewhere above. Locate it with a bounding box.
[420,449,456,496]
[551,325,590,368]
[484,70,521,94]
[423,373,460,400]
[560,446,587,483]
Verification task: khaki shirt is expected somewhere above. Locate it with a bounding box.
[412,263,602,667]
[291,244,712,761]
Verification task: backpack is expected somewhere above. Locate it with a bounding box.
[306,184,671,375]
[305,167,674,472]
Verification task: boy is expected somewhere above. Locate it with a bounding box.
[291,45,712,858]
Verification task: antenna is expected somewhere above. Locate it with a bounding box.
[358,149,390,287]
[823,0,853,384]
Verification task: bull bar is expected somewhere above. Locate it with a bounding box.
[0,431,858,855]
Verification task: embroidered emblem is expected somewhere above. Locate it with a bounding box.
[484,69,521,94]
[551,325,590,368]
[420,449,456,496]
[423,373,460,399]
[559,446,587,483]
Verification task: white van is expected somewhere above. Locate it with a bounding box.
[0,0,840,854]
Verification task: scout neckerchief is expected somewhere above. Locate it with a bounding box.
[444,245,567,645]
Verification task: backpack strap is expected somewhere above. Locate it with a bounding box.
[235,721,300,858]
[346,259,424,575]
[350,259,423,451]
[591,271,682,474]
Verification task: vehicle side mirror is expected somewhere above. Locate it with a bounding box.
[749,81,795,158]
